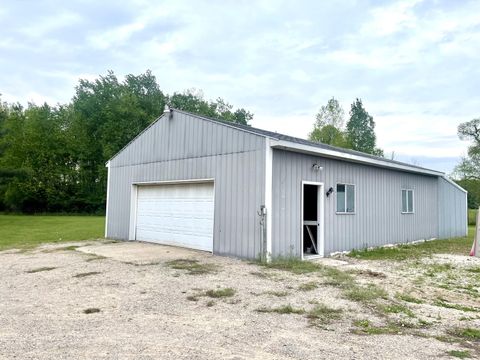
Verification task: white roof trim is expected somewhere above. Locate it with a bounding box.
[441,176,468,193]
[270,139,445,177]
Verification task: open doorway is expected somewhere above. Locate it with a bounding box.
[302,182,324,258]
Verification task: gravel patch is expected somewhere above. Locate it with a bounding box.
[0,241,478,359]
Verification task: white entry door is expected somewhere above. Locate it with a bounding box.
[135,182,214,252]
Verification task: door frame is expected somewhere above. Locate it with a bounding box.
[128,178,215,253]
[301,181,325,259]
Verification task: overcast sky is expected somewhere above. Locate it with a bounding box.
[1,0,479,174]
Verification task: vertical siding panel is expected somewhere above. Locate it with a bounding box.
[438,177,467,238]
[108,113,265,259]
[271,149,451,256]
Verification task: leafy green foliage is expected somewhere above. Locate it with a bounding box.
[168,90,253,125]
[346,98,383,156]
[309,97,348,146]
[0,71,253,212]
[453,117,480,206]
[455,179,480,210]
[309,97,383,156]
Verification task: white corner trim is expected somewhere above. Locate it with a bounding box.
[265,138,273,260]
[271,140,444,177]
[104,161,110,238]
[128,185,138,241]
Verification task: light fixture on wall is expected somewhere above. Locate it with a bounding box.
[326,187,334,197]
[312,163,323,171]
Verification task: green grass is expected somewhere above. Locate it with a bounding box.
[396,293,424,304]
[166,259,218,275]
[344,283,387,303]
[378,303,415,317]
[434,299,479,312]
[25,266,56,273]
[352,319,401,335]
[306,304,343,325]
[466,266,480,274]
[0,214,104,251]
[205,288,236,298]
[447,350,472,359]
[298,281,318,291]
[348,226,475,261]
[321,266,355,287]
[449,327,480,340]
[258,257,321,274]
[468,209,477,226]
[256,304,305,315]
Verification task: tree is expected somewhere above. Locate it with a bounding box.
[167,91,253,125]
[345,98,383,156]
[309,97,348,146]
[455,178,480,209]
[0,103,75,212]
[458,118,480,144]
[309,125,348,147]
[68,70,166,211]
[454,118,480,180]
[0,71,254,213]
[453,117,480,208]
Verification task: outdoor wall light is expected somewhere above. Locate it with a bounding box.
[312,163,323,171]
[326,187,334,197]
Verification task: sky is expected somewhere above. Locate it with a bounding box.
[1,0,479,174]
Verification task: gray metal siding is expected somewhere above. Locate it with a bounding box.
[107,112,265,259]
[271,149,439,256]
[438,177,467,238]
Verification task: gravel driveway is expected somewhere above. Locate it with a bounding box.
[0,240,478,359]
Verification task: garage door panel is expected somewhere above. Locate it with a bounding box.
[135,183,214,252]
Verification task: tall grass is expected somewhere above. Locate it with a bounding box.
[468,208,478,226]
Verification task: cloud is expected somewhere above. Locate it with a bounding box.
[0,0,479,174]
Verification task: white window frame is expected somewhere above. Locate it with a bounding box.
[401,189,414,214]
[336,183,356,215]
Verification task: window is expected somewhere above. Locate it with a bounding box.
[402,189,414,213]
[336,184,355,213]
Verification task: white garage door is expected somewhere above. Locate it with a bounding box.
[135,182,214,252]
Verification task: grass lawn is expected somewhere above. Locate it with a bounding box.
[468,208,477,226]
[0,215,105,251]
[348,226,475,261]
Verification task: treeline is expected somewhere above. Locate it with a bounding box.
[2,69,477,213]
[308,97,384,156]
[0,71,252,213]
[453,118,480,208]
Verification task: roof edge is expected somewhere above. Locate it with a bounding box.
[271,140,445,177]
[107,108,447,179]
